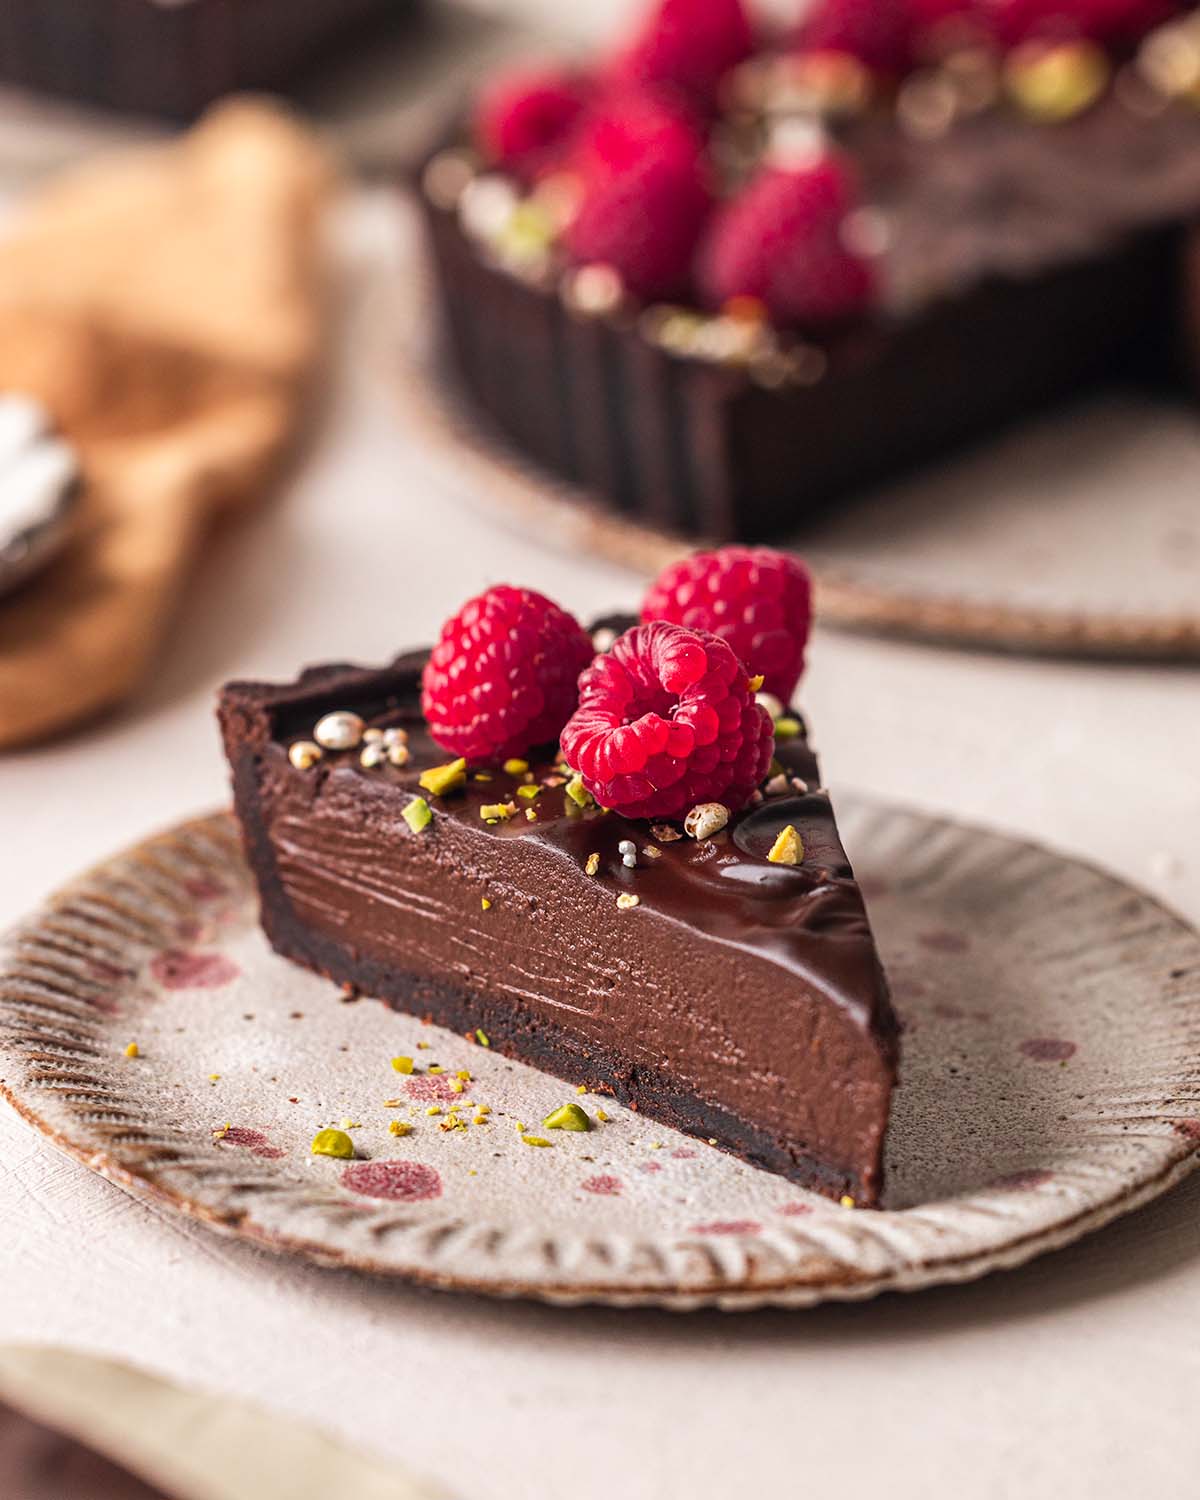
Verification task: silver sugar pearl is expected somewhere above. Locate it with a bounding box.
[360,743,386,769]
[622,854,638,869]
[363,726,385,744]
[314,711,365,751]
[383,725,409,747]
[617,839,637,858]
[387,742,411,768]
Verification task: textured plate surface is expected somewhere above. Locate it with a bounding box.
[2,805,1200,1310]
[386,199,1200,661]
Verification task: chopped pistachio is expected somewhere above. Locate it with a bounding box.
[565,775,592,808]
[503,758,530,776]
[391,1056,414,1075]
[516,784,540,800]
[840,1194,856,1209]
[774,717,802,741]
[418,758,467,797]
[473,1114,489,1126]
[585,852,601,876]
[476,1029,491,1047]
[596,1108,610,1123]
[457,1070,470,1081]
[389,1121,412,1137]
[426,1106,442,1117]
[450,1080,464,1094]
[543,1102,590,1132]
[403,797,432,834]
[767,825,804,866]
[576,1084,587,1094]
[480,801,517,822]
[124,1042,139,1059]
[311,1128,354,1160]
[521,1135,554,1148]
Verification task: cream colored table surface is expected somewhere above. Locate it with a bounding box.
[4,41,1200,1500]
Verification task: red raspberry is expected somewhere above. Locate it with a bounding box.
[641,546,813,704]
[793,0,915,73]
[422,586,593,763]
[560,622,774,820]
[564,124,712,299]
[568,91,705,183]
[610,0,755,111]
[474,69,591,181]
[696,155,876,328]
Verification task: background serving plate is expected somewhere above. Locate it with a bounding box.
[2,803,1199,1310]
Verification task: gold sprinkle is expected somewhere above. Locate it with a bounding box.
[596,1108,610,1123]
[208,1073,221,1083]
[428,1065,443,1074]
[476,1029,491,1047]
[840,1195,856,1209]
[481,897,492,910]
[382,1098,404,1108]
[124,1042,139,1059]
[450,1080,464,1094]
[473,1114,489,1126]
[616,893,641,910]
[649,1142,663,1150]
[748,674,765,692]
[525,808,537,822]
[585,852,601,876]
[642,846,662,861]
[503,758,530,776]
[339,1119,361,1130]
[708,1138,718,1146]
[417,1041,431,1049]
[476,1103,491,1114]
[767,824,804,865]
[576,1084,587,1094]
[474,771,493,782]
[391,1056,414,1074]
[426,1106,442,1117]
[389,1120,412,1137]
[456,1070,470,1081]
[521,1135,554,1148]
[419,758,467,797]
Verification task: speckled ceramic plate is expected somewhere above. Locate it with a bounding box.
[383,197,1200,661]
[2,805,1200,1310]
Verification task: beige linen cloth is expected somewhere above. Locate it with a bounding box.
[0,101,331,748]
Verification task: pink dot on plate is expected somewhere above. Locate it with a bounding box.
[991,1169,1053,1191]
[341,1160,442,1202]
[778,1201,813,1217]
[404,1075,466,1103]
[690,1220,762,1236]
[1173,1119,1200,1141]
[581,1175,623,1196]
[918,930,970,954]
[1019,1038,1076,1062]
[218,1127,285,1161]
[636,1160,663,1173]
[670,1148,697,1159]
[184,877,227,903]
[150,950,240,990]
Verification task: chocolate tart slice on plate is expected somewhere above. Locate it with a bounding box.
[219,630,898,1207]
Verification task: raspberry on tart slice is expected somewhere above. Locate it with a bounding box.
[560,621,775,820]
[474,69,593,182]
[792,0,917,74]
[609,0,755,111]
[640,546,814,705]
[422,585,593,764]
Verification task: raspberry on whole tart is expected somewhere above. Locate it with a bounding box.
[564,143,713,300]
[793,0,916,74]
[610,0,755,111]
[568,91,706,183]
[695,153,877,328]
[422,585,593,763]
[474,68,592,180]
[560,621,774,820]
[641,546,814,704]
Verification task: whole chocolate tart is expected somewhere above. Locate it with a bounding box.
[0,0,404,119]
[218,632,898,1206]
[416,8,1200,541]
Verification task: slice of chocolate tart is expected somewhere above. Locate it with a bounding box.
[218,636,898,1205]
